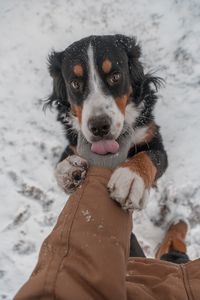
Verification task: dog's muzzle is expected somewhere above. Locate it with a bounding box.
[88,114,111,138]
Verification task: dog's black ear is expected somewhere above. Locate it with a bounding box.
[115,34,144,84]
[44,51,70,111]
[115,35,164,101]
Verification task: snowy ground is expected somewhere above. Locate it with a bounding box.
[1,0,200,298]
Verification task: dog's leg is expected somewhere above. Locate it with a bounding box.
[108,149,167,213]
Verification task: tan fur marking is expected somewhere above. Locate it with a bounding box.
[116,95,129,114]
[144,122,157,144]
[122,152,157,188]
[72,105,82,123]
[73,64,83,77]
[136,122,157,146]
[102,59,112,73]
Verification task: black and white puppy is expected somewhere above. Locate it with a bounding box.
[45,34,168,212]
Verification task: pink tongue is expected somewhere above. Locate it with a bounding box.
[91,140,119,155]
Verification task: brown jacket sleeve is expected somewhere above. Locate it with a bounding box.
[14,166,200,300]
[14,167,132,300]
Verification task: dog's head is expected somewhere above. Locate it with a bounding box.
[46,35,161,145]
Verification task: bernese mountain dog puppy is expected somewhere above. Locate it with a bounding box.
[45,34,168,212]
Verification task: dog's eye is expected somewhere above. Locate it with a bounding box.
[107,72,121,86]
[70,80,81,91]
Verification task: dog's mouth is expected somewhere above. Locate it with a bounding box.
[77,123,133,169]
[89,123,131,155]
[91,139,119,155]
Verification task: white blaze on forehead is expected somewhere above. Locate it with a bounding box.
[87,45,99,92]
[81,44,124,142]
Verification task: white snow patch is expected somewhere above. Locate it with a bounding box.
[0,0,200,298]
[81,209,92,222]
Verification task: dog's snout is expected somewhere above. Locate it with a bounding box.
[88,115,111,137]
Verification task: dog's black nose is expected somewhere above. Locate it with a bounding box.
[88,115,111,137]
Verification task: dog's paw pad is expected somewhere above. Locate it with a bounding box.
[55,155,88,194]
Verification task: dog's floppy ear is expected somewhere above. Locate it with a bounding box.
[44,51,70,111]
[115,34,144,84]
[115,35,164,101]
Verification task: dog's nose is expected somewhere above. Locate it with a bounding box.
[88,115,111,137]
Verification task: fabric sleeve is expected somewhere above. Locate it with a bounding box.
[14,167,132,300]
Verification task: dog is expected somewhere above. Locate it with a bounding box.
[45,34,168,212]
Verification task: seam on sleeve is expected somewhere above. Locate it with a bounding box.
[180,264,194,300]
[52,177,90,299]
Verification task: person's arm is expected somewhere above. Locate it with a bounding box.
[14,167,132,300]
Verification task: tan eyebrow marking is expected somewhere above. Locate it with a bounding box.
[73,64,84,77]
[102,59,112,73]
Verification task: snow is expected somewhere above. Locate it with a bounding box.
[0,0,200,298]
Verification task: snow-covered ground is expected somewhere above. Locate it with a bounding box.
[0,0,200,298]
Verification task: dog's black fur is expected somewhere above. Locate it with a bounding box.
[45,35,168,258]
[45,35,168,180]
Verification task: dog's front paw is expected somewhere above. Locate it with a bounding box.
[107,167,149,213]
[55,155,89,194]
